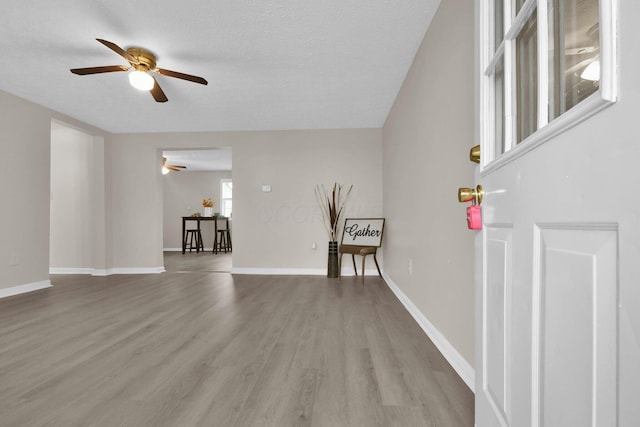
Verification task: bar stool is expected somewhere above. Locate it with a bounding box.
[215,218,232,253]
[184,229,203,252]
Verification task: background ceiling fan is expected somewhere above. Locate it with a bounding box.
[564,23,600,80]
[162,156,186,173]
[70,38,208,102]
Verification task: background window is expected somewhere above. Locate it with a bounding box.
[221,179,232,217]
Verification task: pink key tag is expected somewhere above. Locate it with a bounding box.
[467,205,482,230]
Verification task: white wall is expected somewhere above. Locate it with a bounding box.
[382,0,475,374]
[163,170,232,250]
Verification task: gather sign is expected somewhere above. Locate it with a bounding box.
[340,218,385,247]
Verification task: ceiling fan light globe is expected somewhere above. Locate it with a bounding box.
[129,70,154,91]
[580,60,600,82]
[162,166,171,175]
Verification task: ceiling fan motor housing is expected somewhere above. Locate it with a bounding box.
[127,47,157,72]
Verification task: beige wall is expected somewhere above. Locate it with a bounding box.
[0,90,109,292]
[50,121,107,271]
[0,91,52,292]
[382,0,475,368]
[0,93,382,287]
[163,169,232,250]
[108,129,382,272]
[232,129,383,271]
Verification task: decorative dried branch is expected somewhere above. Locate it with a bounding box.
[314,186,333,240]
[314,182,353,242]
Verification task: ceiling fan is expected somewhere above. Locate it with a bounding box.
[162,156,186,174]
[564,23,600,81]
[70,38,208,102]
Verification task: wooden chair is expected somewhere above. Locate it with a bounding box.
[338,218,385,281]
[338,245,382,279]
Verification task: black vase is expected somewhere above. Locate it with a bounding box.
[327,241,339,278]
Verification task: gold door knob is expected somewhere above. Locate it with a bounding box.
[469,145,480,163]
[458,184,483,204]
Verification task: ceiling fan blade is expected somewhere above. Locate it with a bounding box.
[156,68,208,85]
[70,65,130,75]
[167,165,184,171]
[169,165,186,169]
[96,38,139,64]
[150,77,168,102]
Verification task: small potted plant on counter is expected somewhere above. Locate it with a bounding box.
[203,198,214,217]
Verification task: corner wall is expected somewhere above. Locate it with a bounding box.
[382,0,475,384]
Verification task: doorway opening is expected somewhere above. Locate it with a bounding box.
[161,148,232,273]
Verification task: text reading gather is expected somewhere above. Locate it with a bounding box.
[344,223,381,241]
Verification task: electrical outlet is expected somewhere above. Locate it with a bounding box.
[408,258,413,276]
[10,253,20,266]
[311,242,317,250]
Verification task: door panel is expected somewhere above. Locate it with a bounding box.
[533,226,618,426]
[483,227,513,426]
[474,137,640,427]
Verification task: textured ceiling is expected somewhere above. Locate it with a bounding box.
[0,0,440,133]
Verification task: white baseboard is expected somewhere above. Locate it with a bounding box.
[50,267,166,276]
[89,269,110,276]
[105,267,166,275]
[383,273,475,392]
[231,267,325,275]
[0,280,52,299]
[49,268,93,275]
[230,267,381,276]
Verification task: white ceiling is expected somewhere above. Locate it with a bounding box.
[0,0,440,134]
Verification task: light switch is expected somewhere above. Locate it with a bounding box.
[262,185,272,193]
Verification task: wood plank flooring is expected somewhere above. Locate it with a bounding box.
[0,253,474,426]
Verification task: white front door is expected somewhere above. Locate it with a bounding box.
[475,143,639,426]
[475,0,640,426]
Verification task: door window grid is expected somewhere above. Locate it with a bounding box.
[481,0,616,168]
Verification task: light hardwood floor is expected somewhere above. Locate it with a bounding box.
[0,252,474,426]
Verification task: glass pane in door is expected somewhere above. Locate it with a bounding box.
[515,0,527,14]
[494,58,506,157]
[516,11,538,143]
[495,0,505,50]
[548,0,600,120]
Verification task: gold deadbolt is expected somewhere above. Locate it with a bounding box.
[458,184,483,205]
[469,145,480,163]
